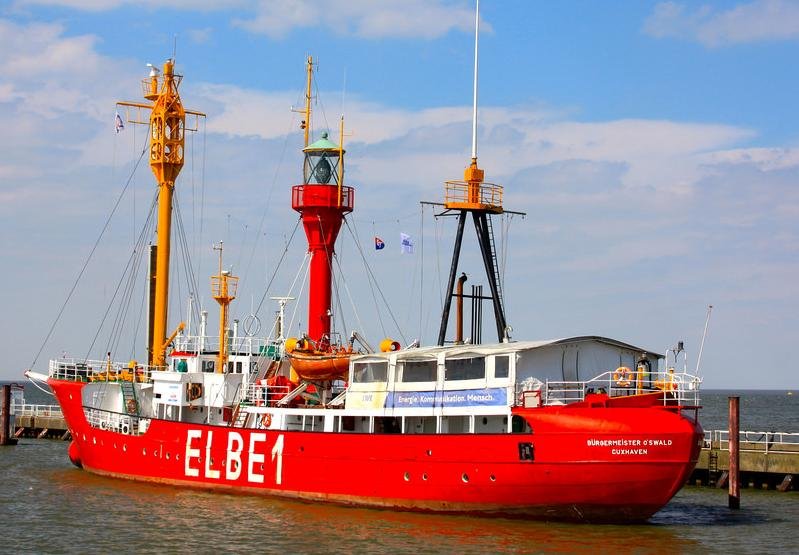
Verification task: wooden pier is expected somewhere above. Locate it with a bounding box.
[13,404,70,440]
[691,430,799,492]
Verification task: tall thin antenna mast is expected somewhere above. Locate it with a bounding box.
[695,304,713,374]
[471,0,480,162]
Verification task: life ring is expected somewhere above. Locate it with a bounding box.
[613,366,632,387]
[261,413,272,428]
[126,399,137,414]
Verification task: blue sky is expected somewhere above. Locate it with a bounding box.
[1,0,797,388]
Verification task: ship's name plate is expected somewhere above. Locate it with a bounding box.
[184,429,284,484]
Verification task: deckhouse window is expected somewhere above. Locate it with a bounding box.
[398,359,437,382]
[445,356,485,381]
[494,356,510,378]
[353,360,388,383]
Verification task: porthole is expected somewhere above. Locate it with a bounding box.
[92,437,97,445]
[176,453,180,461]
[490,474,496,482]
[426,449,432,456]
[404,472,410,482]
[82,434,86,441]
[123,444,127,452]
[166,452,170,460]
[142,448,147,456]
[462,473,469,483]
[422,473,429,481]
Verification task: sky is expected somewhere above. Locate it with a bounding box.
[1,0,797,389]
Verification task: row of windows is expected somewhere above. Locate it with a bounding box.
[353,355,511,384]
[175,359,258,374]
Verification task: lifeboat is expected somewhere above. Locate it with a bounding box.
[286,350,351,381]
[285,337,352,381]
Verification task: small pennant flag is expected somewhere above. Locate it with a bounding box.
[115,111,125,134]
[400,232,414,254]
[374,236,385,250]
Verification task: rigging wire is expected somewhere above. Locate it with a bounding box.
[251,218,303,320]
[284,252,312,337]
[418,203,424,342]
[343,218,408,345]
[315,214,344,340]
[195,117,208,315]
[29,132,151,370]
[346,217,386,337]
[332,254,367,339]
[241,97,301,287]
[173,190,203,326]
[87,191,158,360]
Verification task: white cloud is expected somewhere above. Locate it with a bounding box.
[235,0,481,39]
[700,147,799,170]
[13,0,481,40]
[13,0,237,11]
[643,0,799,46]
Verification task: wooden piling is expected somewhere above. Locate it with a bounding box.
[729,396,740,509]
[1,384,16,446]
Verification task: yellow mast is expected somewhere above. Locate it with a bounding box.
[118,59,205,368]
[291,55,314,148]
[211,242,238,374]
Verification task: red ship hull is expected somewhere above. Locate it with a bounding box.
[51,378,702,522]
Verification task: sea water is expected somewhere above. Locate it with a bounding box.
[1,386,796,554]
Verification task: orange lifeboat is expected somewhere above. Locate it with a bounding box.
[285,337,352,381]
[286,350,351,381]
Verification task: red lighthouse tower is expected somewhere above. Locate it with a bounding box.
[291,131,353,343]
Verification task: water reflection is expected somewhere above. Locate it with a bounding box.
[3,439,797,555]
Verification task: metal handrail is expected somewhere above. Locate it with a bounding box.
[13,403,63,417]
[84,406,147,436]
[538,370,702,406]
[703,430,799,453]
[48,358,158,382]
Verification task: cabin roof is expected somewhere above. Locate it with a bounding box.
[352,336,663,362]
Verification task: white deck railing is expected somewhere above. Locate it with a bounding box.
[535,371,701,407]
[13,403,63,418]
[704,430,799,453]
[48,358,158,382]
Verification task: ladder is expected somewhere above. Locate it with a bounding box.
[120,381,138,414]
[229,405,250,428]
[484,214,504,309]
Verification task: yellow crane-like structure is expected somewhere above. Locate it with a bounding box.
[118,59,205,368]
[211,242,238,373]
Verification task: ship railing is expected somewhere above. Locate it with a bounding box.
[173,334,275,357]
[444,180,503,210]
[244,383,292,407]
[13,403,63,418]
[84,406,147,436]
[48,358,158,383]
[540,371,702,406]
[704,430,799,454]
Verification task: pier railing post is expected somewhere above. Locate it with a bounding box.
[728,396,740,509]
